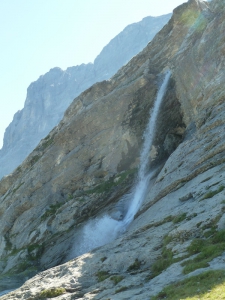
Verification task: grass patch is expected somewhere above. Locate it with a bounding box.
[151,249,174,277]
[135,213,187,239]
[161,215,174,224]
[41,137,54,149]
[173,212,187,224]
[41,203,64,221]
[30,154,41,166]
[15,260,33,273]
[39,287,66,298]
[151,269,225,300]
[201,185,225,201]
[12,182,24,194]
[186,213,198,221]
[115,286,128,294]
[9,247,23,256]
[5,236,13,251]
[127,258,141,272]
[85,169,136,195]
[203,227,217,238]
[67,193,73,200]
[150,233,189,279]
[0,266,38,280]
[27,243,44,260]
[96,271,110,282]
[218,185,225,192]
[181,229,225,274]
[11,244,44,272]
[110,275,124,285]
[100,257,107,262]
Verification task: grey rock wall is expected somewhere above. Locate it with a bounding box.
[3,0,225,297]
[0,14,171,179]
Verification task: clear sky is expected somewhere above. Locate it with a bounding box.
[0,0,186,149]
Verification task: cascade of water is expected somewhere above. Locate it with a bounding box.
[69,70,171,259]
[122,70,171,226]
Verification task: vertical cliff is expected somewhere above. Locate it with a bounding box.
[1,0,225,299]
[0,14,171,180]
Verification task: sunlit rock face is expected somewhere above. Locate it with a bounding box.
[2,0,225,298]
[0,14,171,180]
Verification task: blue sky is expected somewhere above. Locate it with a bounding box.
[0,0,186,148]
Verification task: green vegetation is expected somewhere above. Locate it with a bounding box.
[10,247,23,256]
[100,256,107,262]
[96,271,110,282]
[151,248,174,278]
[12,182,24,194]
[203,227,217,238]
[27,243,44,260]
[186,213,198,220]
[161,215,174,224]
[149,231,190,279]
[142,214,189,278]
[201,185,225,201]
[110,275,124,285]
[163,234,173,245]
[30,154,41,166]
[39,287,66,298]
[137,213,188,237]
[173,212,187,224]
[218,185,225,192]
[15,260,33,273]
[127,258,141,272]
[115,286,128,294]
[151,270,225,300]
[181,229,225,274]
[85,169,136,195]
[0,265,38,281]
[15,165,22,173]
[10,243,43,258]
[5,236,13,251]
[41,203,64,221]
[67,193,73,200]
[5,242,44,274]
[41,136,54,149]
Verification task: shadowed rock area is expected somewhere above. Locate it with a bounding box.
[1,0,225,299]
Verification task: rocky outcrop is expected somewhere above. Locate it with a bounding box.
[1,0,225,298]
[0,14,171,180]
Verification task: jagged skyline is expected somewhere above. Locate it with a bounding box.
[0,0,185,148]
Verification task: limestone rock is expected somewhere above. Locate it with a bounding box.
[0,14,171,180]
[1,0,225,299]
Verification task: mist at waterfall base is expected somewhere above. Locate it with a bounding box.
[69,71,171,259]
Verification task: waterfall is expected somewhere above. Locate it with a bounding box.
[69,70,171,259]
[122,70,171,226]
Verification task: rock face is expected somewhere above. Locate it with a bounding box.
[0,14,171,180]
[1,0,225,298]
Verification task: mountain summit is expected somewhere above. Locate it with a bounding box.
[0,14,171,180]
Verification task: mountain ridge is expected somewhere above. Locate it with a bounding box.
[0,14,171,180]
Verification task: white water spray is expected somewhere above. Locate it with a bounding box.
[69,70,171,259]
[122,70,171,226]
